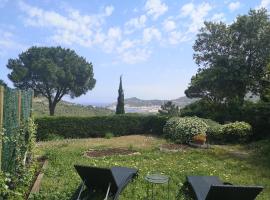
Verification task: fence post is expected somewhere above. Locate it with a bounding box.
[18,90,21,124]
[0,86,4,171]
[30,90,34,117]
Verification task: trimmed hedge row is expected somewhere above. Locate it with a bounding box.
[35,115,168,141]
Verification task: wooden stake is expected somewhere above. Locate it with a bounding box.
[0,86,4,171]
[30,90,34,118]
[18,90,21,125]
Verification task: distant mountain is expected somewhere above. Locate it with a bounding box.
[33,97,113,117]
[171,96,199,107]
[110,96,198,108]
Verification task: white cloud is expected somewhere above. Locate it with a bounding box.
[228,1,241,12]
[117,39,137,53]
[124,15,147,34]
[121,48,151,64]
[167,31,190,45]
[17,1,200,64]
[257,0,270,9]
[180,2,212,34]
[103,27,122,53]
[181,3,194,17]
[108,27,122,40]
[162,19,176,32]
[211,13,226,22]
[105,5,114,16]
[18,1,156,64]
[18,1,115,48]
[145,0,168,20]
[0,29,26,57]
[143,27,161,43]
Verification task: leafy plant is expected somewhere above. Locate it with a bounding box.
[0,171,11,198]
[220,121,252,143]
[104,132,114,139]
[163,117,208,144]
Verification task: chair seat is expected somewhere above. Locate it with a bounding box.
[186,176,263,200]
[74,165,138,200]
[187,176,223,200]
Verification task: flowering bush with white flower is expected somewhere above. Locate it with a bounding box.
[163,117,208,144]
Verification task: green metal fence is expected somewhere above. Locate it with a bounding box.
[0,86,33,172]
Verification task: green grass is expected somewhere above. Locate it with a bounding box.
[31,135,270,200]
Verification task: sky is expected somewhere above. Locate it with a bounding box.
[0,0,269,104]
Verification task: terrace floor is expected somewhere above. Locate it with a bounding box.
[31,135,270,200]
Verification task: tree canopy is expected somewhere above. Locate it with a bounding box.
[7,46,96,115]
[158,101,181,117]
[185,9,270,105]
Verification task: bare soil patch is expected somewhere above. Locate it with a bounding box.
[85,148,139,157]
[159,143,189,152]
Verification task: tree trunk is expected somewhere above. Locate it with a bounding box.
[49,102,56,116]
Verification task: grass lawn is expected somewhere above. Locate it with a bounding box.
[30,135,270,200]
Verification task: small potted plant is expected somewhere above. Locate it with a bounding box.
[192,133,207,145]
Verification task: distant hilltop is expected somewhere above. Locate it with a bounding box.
[110,96,198,107]
[33,97,113,117]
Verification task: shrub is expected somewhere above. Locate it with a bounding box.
[104,132,114,139]
[242,101,270,139]
[202,118,223,143]
[181,99,270,139]
[220,121,252,143]
[35,115,168,141]
[163,117,208,144]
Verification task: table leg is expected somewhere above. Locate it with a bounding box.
[167,180,170,200]
[152,183,154,200]
[147,182,149,199]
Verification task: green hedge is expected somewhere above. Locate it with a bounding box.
[35,115,168,141]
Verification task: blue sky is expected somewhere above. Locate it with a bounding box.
[0,0,268,104]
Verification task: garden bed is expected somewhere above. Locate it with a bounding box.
[84,148,139,157]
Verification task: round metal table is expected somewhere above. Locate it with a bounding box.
[145,173,170,200]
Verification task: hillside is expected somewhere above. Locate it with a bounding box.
[110,96,197,107]
[33,98,113,117]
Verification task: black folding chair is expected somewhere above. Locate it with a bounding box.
[73,165,138,200]
[186,176,263,200]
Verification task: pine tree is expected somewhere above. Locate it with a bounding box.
[116,75,125,114]
[158,101,181,117]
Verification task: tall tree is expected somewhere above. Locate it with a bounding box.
[186,9,270,105]
[158,101,181,117]
[116,75,125,114]
[7,46,96,116]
